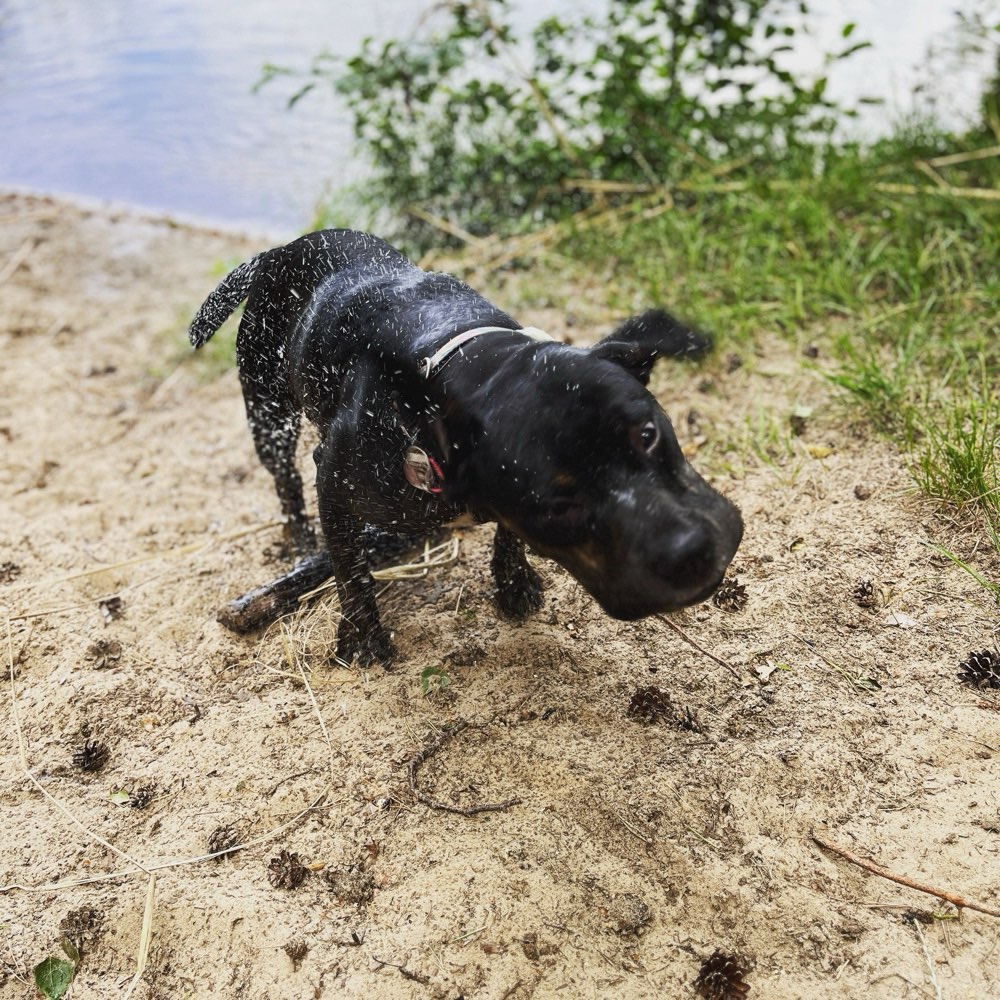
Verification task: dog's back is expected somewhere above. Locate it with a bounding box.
[188,230,409,350]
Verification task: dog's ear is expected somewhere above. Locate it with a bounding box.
[590,309,711,384]
[432,407,484,504]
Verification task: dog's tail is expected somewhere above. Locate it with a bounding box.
[188,252,268,348]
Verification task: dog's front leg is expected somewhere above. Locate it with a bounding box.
[319,501,395,666]
[314,364,396,667]
[491,525,544,619]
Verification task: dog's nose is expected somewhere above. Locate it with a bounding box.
[658,522,717,584]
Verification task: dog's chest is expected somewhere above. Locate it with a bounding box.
[314,396,461,534]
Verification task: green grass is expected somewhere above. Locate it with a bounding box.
[556,138,1000,586]
[911,360,1000,548]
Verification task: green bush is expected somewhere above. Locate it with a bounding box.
[262,0,871,249]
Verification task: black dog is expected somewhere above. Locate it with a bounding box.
[190,230,742,665]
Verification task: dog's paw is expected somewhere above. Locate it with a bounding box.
[335,623,395,668]
[494,565,544,621]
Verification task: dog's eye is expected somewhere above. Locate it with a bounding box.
[631,421,659,454]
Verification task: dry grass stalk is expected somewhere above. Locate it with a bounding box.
[409,205,489,250]
[298,536,460,605]
[9,519,283,600]
[373,536,460,580]
[5,615,151,875]
[431,144,999,275]
[874,181,1000,201]
[122,873,157,1000]
[927,145,1000,168]
[914,160,953,191]
[0,237,35,285]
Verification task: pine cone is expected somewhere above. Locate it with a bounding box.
[628,686,673,725]
[283,938,308,969]
[851,580,878,608]
[676,705,704,733]
[957,649,1000,690]
[86,638,122,669]
[59,906,105,959]
[268,849,309,889]
[72,739,110,772]
[207,824,240,857]
[129,782,157,809]
[98,596,125,622]
[627,687,703,732]
[713,577,748,612]
[695,949,751,999]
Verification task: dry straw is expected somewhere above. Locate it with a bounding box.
[416,145,1000,279]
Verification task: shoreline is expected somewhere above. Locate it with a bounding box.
[0,184,294,244]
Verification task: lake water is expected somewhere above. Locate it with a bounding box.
[0,0,990,234]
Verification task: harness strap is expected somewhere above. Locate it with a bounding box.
[409,323,555,492]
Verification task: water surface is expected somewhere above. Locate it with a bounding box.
[0,0,988,233]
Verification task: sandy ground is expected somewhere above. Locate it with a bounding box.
[1,193,998,1000]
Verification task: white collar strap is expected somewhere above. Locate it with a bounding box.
[421,325,554,379]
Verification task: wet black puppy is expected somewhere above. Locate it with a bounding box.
[190,229,743,665]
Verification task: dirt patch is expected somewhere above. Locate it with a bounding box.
[2,193,998,999]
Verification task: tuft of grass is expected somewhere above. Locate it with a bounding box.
[910,361,1000,549]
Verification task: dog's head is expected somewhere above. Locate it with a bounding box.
[442,311,743,618]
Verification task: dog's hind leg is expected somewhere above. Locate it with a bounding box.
[240,374,316,554]
[491,525,544,620]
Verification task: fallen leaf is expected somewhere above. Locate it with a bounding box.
[754,661,782,681]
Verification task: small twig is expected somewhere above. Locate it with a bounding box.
[407,720,521,815]
[812,832,1000,918]
[372,956,430,985]
[656,614,741,679]
[264,769,317,799]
